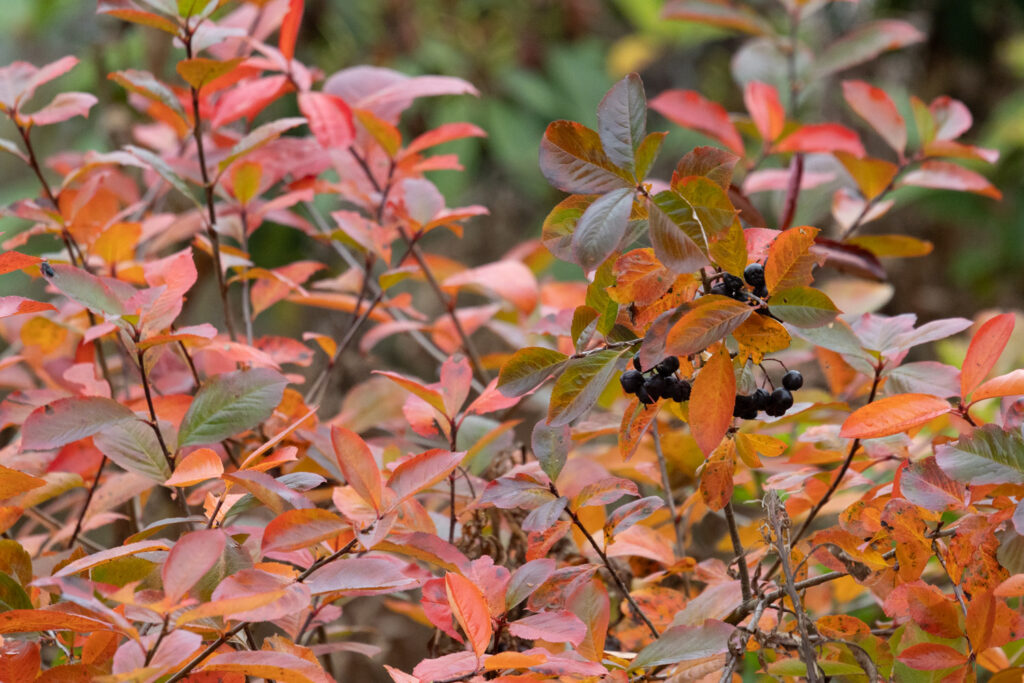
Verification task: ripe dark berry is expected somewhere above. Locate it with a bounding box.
[40,262,55,278]
[710,283,730,297]
[752,388,770,411]
[743,263,765,289]
[733,394,755,419]
[620,370,644,394]
[782,370,804,391]
[645,375,668,401]
[636,384,655,405]
[656,356,680,376]
[753,284,768,300]
[722,273,744,295]
[671,379,691,402]
[766,387,794,416]
[633,356,642,372]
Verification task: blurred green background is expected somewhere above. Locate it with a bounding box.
[1,0,1023,321]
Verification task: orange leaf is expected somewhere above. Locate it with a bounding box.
[699,440,735,510]
[0,251,41,275]
[744,81,785,142]
[764,225,821,293]
[0,466,46,500]
[261,509,347,554]
[842,80,906,154]
[445,573,492,657]
[484,651,546,670]
[278,0,303,61]
[995,574,1024,597]
[775,123,865,157]
[690,345,735,456]
[331,426,383,512]
[198,651,330,683]
[664,296,752,357]
[0,608,119,635]
[966,591,997,652]
[164,448,223,487]
[896,643,968,671]
[971,369,1024,403]
[962,313,1015,398]
[840,393,950,439]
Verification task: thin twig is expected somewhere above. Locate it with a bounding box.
[651,422,684,557]
[68,456,107,549]
[724,500,752,602]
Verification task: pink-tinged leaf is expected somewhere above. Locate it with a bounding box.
[403,122,487,157]
[972,369,1024,403]
[896,643,968,671]
[930,96,973,141]
[962,313,1015,398]
[0,296,55,319]
[661,0,772,35]
[439,355,472,418]
[20,92,97,126]
[744,168,836,194]
[690,346,735,456]
[465,379,520,416]
[22,397,135,450]
[387,449,465,503]
[840,393,950,439]
[331,426,382,512]
[923,140,999,164]
[298,91,355,150]
[411,652,480,683]
[607,496,665,536]
[573,477,639,509]
[53,540,170,578]
[901,159,1001,199]
[373,370,448,416]
[45,263,133,318]
[842,80,906,155]
[479,476,556,510]
[649,90,744,155]
[0,251,41,275]
[3,56,78,111]
[197,650,331,683]
[508,610,587,646]
[164,448,223,487]
[814,20,925,77]
[744,81,785,142]
[211,75,292,129]
[279,0,304,61]
[629,620,735,670]
[261,508,347,554]
[162,529,227,604]
[538,120,633,194]
[445,573,493,657]
[775,124,865,158]
[506,559,557,610]
[898,457,967,512]
[443,260,539,315]
[305,557,422,596]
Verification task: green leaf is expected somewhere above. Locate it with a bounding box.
[596,73,647,173]
[45,264,135,318]
[647,192,709,274]
[571,306,600,352]
[572,187,634,271]
[539,120,633,194]
[547,348,628,427]
[814,20,925,79]
[532,422,570,481]
[768,287,840,328]
[177,0,215,18]
[634,131,667,181]
[125,144,200,208]
[935,424,1024,485]
[661,0,773,35]
[178,368,288,447]
[22,397,135,451]
[0,572,32,610]
[497,347,568,398]
[585,259,619,335]
[109,70,187,121]
[93,418,172,483]
[768,658,866,676]
[630,620,734,670]
[542,194,596,263]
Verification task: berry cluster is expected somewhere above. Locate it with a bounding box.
[734,370,803,420]
[620,356,691,406]
[709,263,768,301]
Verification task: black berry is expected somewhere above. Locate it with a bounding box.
[655,356,680,376]
[633,356,642,372]
[40,262,55,278]
[645,375,668,401]
[733,395,758,420]
[636,384,655,405]
[722,273,744,295]
[766,387,794,416]
[710,283,730,297]
[743,263,765,289]
[671,379,691,402]
[782,370,803,391]
[752,388,770,411]
[620,370,643,394]
[753,284,768,299]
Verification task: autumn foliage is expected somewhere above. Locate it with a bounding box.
[0,0,1022,681]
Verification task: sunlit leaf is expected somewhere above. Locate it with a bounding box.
[690,346,735,456]
[840,393,950,439]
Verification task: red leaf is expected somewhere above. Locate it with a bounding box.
[650,90,744,155]
[0,296,56,319]
[198,650,331,683]
[298,91,355,150]
[901,159,1001,199]
[331,426,383,512]
[445,573,493,657]
[896,643,968,671]
[261,508,347,554]
[0,251,41,275]
[775,123,866,158]
[162,529,227,604]
[508,610,587,646]
[279,0,304,62]
[690,346,735,456]
[211,75,292,129]
[304,556,422,596]
[962,313,1015,398]
[21,92,97,126]
[744,81,784,142]
[839,393,950,439]
[842,80,906,155]
[404,122,487,157]
[386,449,464,503]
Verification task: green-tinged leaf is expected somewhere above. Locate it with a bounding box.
[814,20,925,78]
[629,620,735,670]
[101,8,180,35]
[635,131,667,180]
[217,117,306,173]
[847,234,933,258]
[532,422,570,481]
[768,658,867,676]
[547,348,628,427]
[674,146,739,190]
[572,187,634,271]
[373,370,447,415]
[93,418,172,482]
[22,397,135,451]
[935,424,1024,485]
[539,120,633,194]
[0,541,32,586]
[505,559,556,610]
[125,145,200,208]
[176,57,243,90]
[663,296,752,356]
[597,73,646,173]
[571,306,600,351]
[0,138,27,163]
[767,287,839,328]
[586,259,619,336]
[45,264,134,318]
[542,194,596,262]
[177,0,215,19]
[661,0,772,35]
[178,368,288,447]
[647,192,709,274]
[108,70,186,120]
[0,573,31,610]
[675,176,746,275]
[497,347,568,397]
